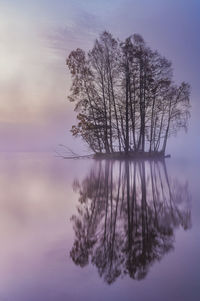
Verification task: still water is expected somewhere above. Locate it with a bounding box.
[0,153,199,301]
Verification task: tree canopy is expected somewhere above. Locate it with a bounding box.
[67,31,191,156]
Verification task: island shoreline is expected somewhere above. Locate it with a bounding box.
[93,152,171,160]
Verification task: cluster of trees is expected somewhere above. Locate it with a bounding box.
[70,160,191,284]
[67,31,191,155]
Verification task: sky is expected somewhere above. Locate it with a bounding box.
[0,0,200,157]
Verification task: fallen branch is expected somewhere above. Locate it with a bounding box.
[55,144,94,159]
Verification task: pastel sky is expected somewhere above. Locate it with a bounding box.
[0,0,200,156]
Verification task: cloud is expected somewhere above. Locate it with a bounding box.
[46,9,102,54]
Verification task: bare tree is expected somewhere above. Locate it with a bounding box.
[66,31,191,157]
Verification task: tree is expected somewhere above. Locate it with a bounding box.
[67,31,191,156]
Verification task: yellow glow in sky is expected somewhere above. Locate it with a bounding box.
[0,7,68,124]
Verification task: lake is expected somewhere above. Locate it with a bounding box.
[0,152,199,301]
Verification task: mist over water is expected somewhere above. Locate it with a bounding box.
[0,1,200,300]
[0,153,199,301]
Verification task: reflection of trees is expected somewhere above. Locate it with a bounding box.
[70,160,191,284]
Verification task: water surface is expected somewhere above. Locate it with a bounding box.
[0,153,199,301]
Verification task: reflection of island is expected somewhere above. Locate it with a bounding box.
[70,160,191,284]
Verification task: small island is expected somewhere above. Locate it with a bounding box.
[66,31,190,159]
